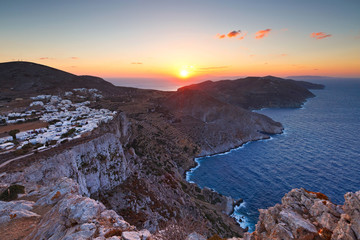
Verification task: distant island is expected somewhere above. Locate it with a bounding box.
[1,62,357,240]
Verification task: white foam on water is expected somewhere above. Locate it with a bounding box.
[231,201,256,233]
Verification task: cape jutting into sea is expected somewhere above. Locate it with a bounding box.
[186,79,360,232]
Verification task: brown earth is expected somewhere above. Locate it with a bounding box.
[0,121,48,138]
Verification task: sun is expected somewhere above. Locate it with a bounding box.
[179,69,189,78]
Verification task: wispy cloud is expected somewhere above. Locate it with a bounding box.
[310,32,332,40]
[355,31,360,39]
[196,66,228,72]
[39,57,50,60]
[131,62,143,65]
[216,30,246,40]
[71,57,79,60]
[227,30,241,38]
[238,32,247,40]
[280,53,288,57]
[255,29,271,39]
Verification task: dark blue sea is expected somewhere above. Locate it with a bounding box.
[186,79,360,232]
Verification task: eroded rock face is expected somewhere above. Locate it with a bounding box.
[244,188,360,240]
[0,112,243,238]
[0,113,135,199]
[0,177,150,240]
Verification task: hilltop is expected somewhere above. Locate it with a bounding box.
[0,62,328,239]
[179,75,324,109]
[0,61,118,97]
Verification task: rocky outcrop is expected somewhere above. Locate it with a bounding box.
[0,177,151,240]
[244,188,360,240]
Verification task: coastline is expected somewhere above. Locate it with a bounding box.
[184,130,283,231]
[184,99,313,231]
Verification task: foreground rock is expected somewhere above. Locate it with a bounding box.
[244,188,360,240]
[0,177,150,240]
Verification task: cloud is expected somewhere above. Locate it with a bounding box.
[196,66,228,72]
[227,30,241,38]
[255,29,271,39]
[238,32,247,40]
[198,66,228,70]
[39,57,50,60]
[280,53,288,57]
[216,30,246,40]
[310,32,332,40]
[355,31,360,39]
[71,57,79,60]
[131,62,143,65]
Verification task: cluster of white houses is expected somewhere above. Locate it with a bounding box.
[0,89,116,151]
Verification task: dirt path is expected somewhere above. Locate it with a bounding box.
[0,152,34,169]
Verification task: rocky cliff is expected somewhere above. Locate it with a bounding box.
[0,111,244,239]
[243,188,360,240]
[0,177,151,240]
[0,62,331,239]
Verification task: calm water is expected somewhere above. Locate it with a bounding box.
[186,79,360,231]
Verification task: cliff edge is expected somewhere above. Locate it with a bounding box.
[243,188,360,240]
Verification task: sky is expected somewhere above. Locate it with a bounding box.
[1,0,360,89]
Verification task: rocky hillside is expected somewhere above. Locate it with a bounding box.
[179,76,324,109]
[0,62,331,239]
[160,88,283,155]
[0,61,118,97]
[243,188,360,240]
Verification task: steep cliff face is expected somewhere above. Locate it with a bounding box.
[244,188,360,240]
[0,112,244,238]
[1,113,134,197]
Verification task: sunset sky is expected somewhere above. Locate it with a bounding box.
[1,0,360,89]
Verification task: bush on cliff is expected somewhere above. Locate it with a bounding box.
[0,184,25,201]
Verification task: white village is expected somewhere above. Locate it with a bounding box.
[0,88,116,152]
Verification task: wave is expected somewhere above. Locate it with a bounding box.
[231,201,256,233]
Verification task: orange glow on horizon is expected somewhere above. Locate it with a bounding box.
[179,69,189,78]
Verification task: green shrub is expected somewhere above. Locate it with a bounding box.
[9,129,20,140]
[0,185,25,201]
[61,128,76,138]
[48,119,60,125]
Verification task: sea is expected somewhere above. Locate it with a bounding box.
[186,79,360,232]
